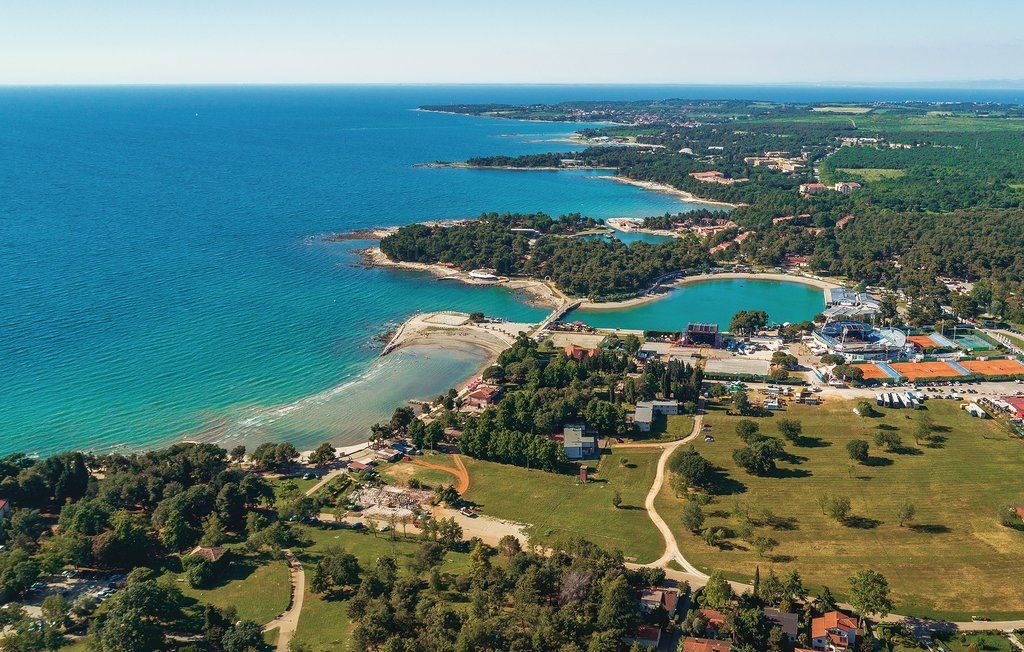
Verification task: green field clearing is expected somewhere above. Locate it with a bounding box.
[656,400,1024,618]
[381,460,458,490]
[291,526,472,651]
[462,449,665,562]
[836,167,906,182]
[163,552,292,624]
[934,631,1015,651]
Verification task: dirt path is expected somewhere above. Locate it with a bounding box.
[263,549,305,652]
[641,410,708,577]
[412,454,470,494]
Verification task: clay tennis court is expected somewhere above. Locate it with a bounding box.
[908,334,941,350]
[854,364,892,380]
[959,359,1024,376]
[890,361,963,380]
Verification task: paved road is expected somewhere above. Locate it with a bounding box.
[262,549,306,652]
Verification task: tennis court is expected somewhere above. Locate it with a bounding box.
[959,359,1024,376]
[955,332,994,351]
[890,361,965,380]
[909,335,937,350]
[854,363,893,380]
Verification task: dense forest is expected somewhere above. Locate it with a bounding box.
[450,334,702,471]
[379,213,710,301]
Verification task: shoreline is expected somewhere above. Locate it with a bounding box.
[576,272,839,311]
[365,245,835,313]
[415,162,617,172]
[362,246,565,308]
[606,176,740,209]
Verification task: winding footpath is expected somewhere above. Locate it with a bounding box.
[263,549,306,652]
[624,406,1024,637]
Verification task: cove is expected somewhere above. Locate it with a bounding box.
[573,278,825,331]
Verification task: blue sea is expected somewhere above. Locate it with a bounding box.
[2,85,1012,456]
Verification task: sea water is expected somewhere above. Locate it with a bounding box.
[5,84,985,455]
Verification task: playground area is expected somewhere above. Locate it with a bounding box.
[959,358,1024,376]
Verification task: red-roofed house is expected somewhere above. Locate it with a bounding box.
[0,499,9,519]
[682,637,732,652]
[811,611,858,651]
[627,624,662,649]
[639,587,681,618]
[700,608,727,636]
[465,385,503,408]
[564,344,597,362]
[188,545,227,563]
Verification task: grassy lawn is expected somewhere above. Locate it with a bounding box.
[655,399,1024,618]
[163,552,292,624]
[461,450,665,563]
[836,167,906,182]
[291,526,471,651]
[381,457,459,490]
[933,631,1015,651]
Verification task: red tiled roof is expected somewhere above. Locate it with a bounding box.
[700,608,727,626]
[635,624,661,643]
[812,611,857,639]
[188,545,226,563]
[682,637,731,652]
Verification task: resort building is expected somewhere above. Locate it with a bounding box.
[564,344,598,361]
[835,214,856,230]
[834,181,862,194]
[561,422,598,460]
[690,170,748,185]
[188,545,227,564]
[799,182,828,195]
[633,400,680,432]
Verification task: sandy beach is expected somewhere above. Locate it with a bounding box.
[607,176,740,209]
[577,271,839,311]
[382,310,532,357]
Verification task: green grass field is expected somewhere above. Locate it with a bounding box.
[290,526,472,651]
[655,399,1024,618]
[933,631,1015,651]
[163,552,292,624]
[461,449,665,562]
[836,167,907,182]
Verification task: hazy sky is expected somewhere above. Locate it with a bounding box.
[2,0,1023,85]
